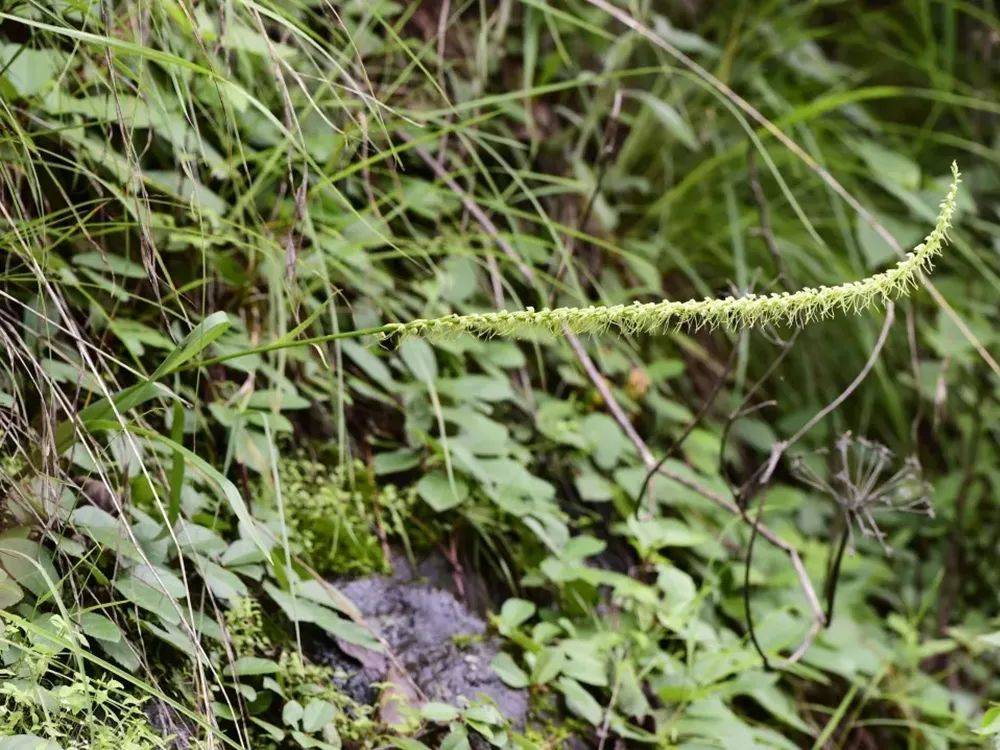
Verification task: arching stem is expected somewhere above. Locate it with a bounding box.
[823,520,851,627]
[743,481,772,671]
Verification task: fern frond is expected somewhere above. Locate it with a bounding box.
[386,163,960,340]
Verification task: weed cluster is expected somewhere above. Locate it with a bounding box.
[0,620,166,749]
[273,457,417,576]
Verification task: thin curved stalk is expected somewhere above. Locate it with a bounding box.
[824,521,851,627]
[190,166,958,370]
[386,165,959,339]
[744,483,773,671]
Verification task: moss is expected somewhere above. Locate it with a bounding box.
[519,691,588,750]
[276,457,417,577]
[225,595,269,657]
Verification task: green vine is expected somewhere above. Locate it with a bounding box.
[387,163,960,340]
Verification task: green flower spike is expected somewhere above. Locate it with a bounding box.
[386,163,960,340]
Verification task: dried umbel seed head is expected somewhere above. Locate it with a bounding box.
[791,432,933,550]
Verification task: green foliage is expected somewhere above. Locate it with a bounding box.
[0,620,166,749]
[0,2,997,750]
[272,651,381,749]
[274,457,416,576]
[225,596,269,658]
[391,165,961,340]
[219,597,383,749]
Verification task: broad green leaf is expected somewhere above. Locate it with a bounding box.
[978,705,1000,735]
[283,699,304,727]
[225,657,280,677]
[174,522,229,563]
[490,652,529,689]
[70,506,142,560]
[72,251,147,279]
[421,702,460,723]
[373,449,421,475]
[574,471,614,502]
[113,575,181,624]
[652,15,720,55]
[290,579,364,620]
[264,583,381,651]
[0,536,59,599]
[463,704,504,726]
[746,681,811,734]
[620,516,705,553]
[198,560,248,601]
[531,645,566,685]
[290,731,339,750]
[145,170,228,215]
[443,409,509,456]
[439,728,471,750]
[557,677,603,725]
[78,613,122,643]
[854,211,924,268]
[250,717,285,742]
[615,661,650,719]
[0,570,24,609]
[389,740,432,750]
[415,471,468,512]
[341,340,394,390]
[108,320,175,357]
[132,563,187,599]
[98,636,142,671]
[850,138,920,190]
[399,338,438,382]
[498,598,536,631]
[0,736,63,750]
[438,375,513,402]
[246,389,310,411]
[40,358,102,394]
[0,44,61,96]
[581,412,629,469]
[301,699,336,732]
[562,643,609,687]
[978,631,1000,649]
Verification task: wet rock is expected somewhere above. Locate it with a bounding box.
[145,699,196,749]
[310,572,528,727]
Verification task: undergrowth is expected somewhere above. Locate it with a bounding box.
[0,620,166,749]
[218,596,383,749]
[272,458,414,576]
[1,1,998,749]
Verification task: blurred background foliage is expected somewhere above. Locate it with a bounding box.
[0,0,998,748]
